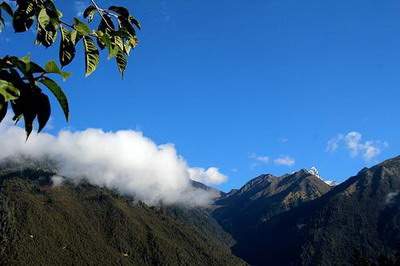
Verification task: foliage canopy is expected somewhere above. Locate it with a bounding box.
[0,0,140,138]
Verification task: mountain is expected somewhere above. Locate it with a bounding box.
[214,157,400,266]
[212,169,332,263]
[2,156,400,266]
[0,159,246,266]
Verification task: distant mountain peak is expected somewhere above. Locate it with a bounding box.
[307,167,320,178]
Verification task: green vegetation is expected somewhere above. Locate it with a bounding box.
[0,163,245,266]
[0,0,139,137]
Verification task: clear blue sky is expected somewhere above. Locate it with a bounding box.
[1,0,400,191]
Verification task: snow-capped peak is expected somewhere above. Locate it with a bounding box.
[307,167,320,178]
[306,167,337,186]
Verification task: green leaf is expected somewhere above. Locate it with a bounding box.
[39,77,69,122]
[36,93,51,133]
[0,2,13,16]
[59,26,76,67]
[73,18,91,36]
[70,29,82,45]
[45,60,71,80]
[113,35,124,51]
[83,5,97,22]
[38,8,50,28]
[116,50,127,77]
[0,80,20,101]
[83,36,99,77]
[0,95,8,123]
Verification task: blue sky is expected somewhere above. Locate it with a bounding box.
[1,0,400,191]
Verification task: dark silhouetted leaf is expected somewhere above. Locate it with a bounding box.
[0,2,13,16]
[129,15,141,30]
[59,26,76,67]
[12,12,34,32]
[39,77,69,121]
[0,95,7,123]
[36,93,50,133]
[109,6,129,17]
[83,5,97,22]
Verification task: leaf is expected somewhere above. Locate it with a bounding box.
[0,2,13,16]
[97,15,115,49]
[118,16,136,37]
[116,50,127,77]
[83,5,97,22]
[83,36,99,77]
[59,26,76,67]
[129,16,141,30]
[73,18,91,36]
[98,14,115,33]
[113,35,124,51]
[39,77,69,122]
[0,95,7,123]
[45,60,71,80]
[36,93,50,133]
[38,8,50,28]
[108,6,129,18]
[35,25,57,47]
[0,15,5,32]
[70,29,82,45]
[12,12,34,32]
[0,80,20,101]
[23,108,35,139]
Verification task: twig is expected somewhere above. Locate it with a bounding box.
[90,0,114,30]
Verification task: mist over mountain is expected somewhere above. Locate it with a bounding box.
[1,154,400,265]
[0,122,227,207]
[0,160,244,265]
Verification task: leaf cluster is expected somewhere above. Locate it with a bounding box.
[0,0,140,138]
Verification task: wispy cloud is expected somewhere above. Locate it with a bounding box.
[273,156,295,166]
[250,153,295,168]
[249,153,270,164]
[326,131,388,161]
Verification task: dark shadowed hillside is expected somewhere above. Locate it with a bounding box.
[212,169,332,255]
[218,157,400,266]
[0,160,246,266]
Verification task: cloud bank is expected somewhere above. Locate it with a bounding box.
[326,132,388,161]
[0,120,227,207]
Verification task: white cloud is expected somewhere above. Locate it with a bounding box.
[249,153,295,168]
[249,153,270,164]
[327,131,387,161]
[0,121,227,207]
[189,167,227,186]
[326,134,344,152]
[274,156,295,166]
